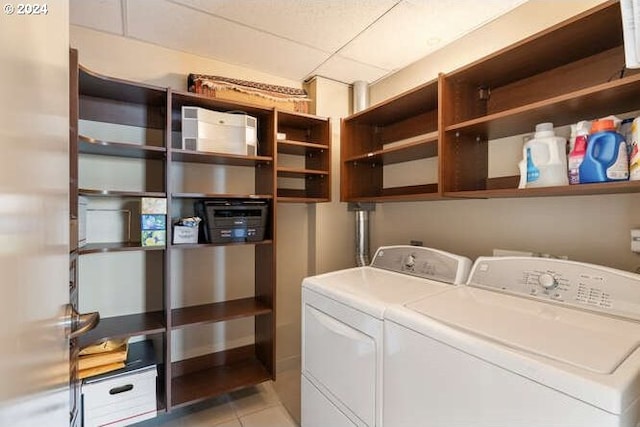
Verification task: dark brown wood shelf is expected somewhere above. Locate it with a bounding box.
[277,140,329,156]
[347,184,440,202]
[276,194,331,203]
[79,135,166,159]
[277,167,329,179]
[344,132,438,165]
[79,65,166,106]
[444,73,640,140]
[78,311,166,348]
[79,242,166,254]
[172,193,273,200]
[78,188,166,198]
[445,179,640,199]
[171,346,271,409]
[276,109,331,202]
[172,297,272,329]
[347,79,438,125]
[171,148,273,166]
[170,239,273,249]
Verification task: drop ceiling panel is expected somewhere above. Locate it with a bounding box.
[126,0,330,80]
[170,0,400,53]
[70,0,530,84]
[312,55,390,84]
[339,0,528,71]
[70,0,124,35]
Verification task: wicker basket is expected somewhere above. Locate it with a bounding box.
[188,73,311,113]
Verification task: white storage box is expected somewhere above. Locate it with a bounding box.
[82,365,157,427]
[182,106,257,155]
[172,225,198,244]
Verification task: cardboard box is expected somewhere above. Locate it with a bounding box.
[172,225,198,244]
[141,230,165,247]
[141,198,166,214]
[141,214,166,230]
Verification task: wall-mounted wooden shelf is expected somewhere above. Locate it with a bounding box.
[341,79,439,202]
[276,110,331,203]
[78,311,166,348]
[342,0,640,202]
[171,297,272,329]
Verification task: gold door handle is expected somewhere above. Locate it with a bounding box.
[63,304,100,339]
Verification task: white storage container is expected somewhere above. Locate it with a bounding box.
[82,365,157,427]
[181,106,257,155]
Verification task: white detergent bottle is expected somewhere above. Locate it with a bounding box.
[518,122,569,188]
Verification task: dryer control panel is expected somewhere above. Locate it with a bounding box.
[468,256,640,321]
[371,245,472,285]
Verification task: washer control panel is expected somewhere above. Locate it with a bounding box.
[371,245,472,285]
[468,256,640,320]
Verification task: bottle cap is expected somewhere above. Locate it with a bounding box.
[591,119,615,133]
[535,122,555,136]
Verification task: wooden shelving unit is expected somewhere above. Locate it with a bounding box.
[440,0,640,198]
[341,0,640,202]
[276,110,331,202]
[341,79,439,202]
[171,345,272,408]
[166,87,277,411]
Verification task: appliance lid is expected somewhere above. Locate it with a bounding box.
[404,287,640,374]
[302,245,473,319]
[303,267,455,319]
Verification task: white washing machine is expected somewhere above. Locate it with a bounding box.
[384,256,640,427]
[301,245,472,427]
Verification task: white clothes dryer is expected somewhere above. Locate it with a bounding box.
[301,246,472,427]
[384,256,640,427]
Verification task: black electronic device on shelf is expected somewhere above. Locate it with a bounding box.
[194,198,269,244]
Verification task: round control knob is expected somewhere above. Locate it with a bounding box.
[538,273,558,290]
[404,254,416,269]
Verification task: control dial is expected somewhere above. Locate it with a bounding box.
[538,273,558,290]
[404,254,416,270]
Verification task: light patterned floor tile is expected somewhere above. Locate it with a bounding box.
[228,382,280,418]
[239,405,298,427]
[211,418,242,427]
[179,395,237,427]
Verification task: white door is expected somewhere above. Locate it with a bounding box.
[0,2,71,426]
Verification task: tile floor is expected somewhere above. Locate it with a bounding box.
[136,382,299,427]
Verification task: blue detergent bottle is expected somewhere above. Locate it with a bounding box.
[579,119,629,183]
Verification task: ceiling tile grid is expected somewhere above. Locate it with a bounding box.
[70,0,528,84]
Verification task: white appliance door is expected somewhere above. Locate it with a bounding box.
[302,376,359,427]
[304,305,376,426]
[0,2,71,425]
[384,320,621,427]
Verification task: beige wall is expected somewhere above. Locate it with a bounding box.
[70,25,300,90]
[367,0,640,273]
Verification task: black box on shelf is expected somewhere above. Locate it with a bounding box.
[194,198,269,243]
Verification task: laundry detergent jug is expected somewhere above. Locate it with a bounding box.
[518,122,568,188]
[579,119,629,183]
